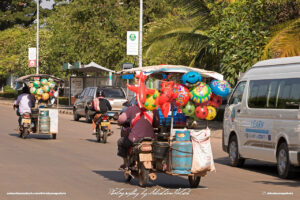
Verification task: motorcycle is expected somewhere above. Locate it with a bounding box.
[123,137,156,187]
[95,114,111,143]
[19,112,32,139]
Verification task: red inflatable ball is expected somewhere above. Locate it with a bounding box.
[49,89,55,97]
[208,94,222,108]
[195,105,208,119]
[173,83,190,107]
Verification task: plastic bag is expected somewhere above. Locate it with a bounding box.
[190,128,216,174]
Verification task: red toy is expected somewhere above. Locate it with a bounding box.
[173,83,190,108]
[195,105,208,119]
[49,89,55,97]
[126,72,155,108]
[207,94,222,108]
[158,81,178,118]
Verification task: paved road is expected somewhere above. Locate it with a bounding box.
[0,104,299,200]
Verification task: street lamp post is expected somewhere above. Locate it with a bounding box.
[139,0,143,68]
[36,0,39,74]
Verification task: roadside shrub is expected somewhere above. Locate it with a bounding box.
[1,86,18,98]
[57,97,69,105]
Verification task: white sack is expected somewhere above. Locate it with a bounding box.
[190,128,216,174]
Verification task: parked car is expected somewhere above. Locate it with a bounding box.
[73,86,127,122]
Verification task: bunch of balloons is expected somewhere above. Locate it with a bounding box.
[29,78,56,102]
[128,71,232,121]
[180,72,232,121]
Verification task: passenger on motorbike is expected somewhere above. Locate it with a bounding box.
[13,86,35,129]
[91,90,112,134]
[117,103,160,169]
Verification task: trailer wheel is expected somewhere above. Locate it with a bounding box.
[188,176,201,188]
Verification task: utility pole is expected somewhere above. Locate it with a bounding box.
[36,0,39,74]
[139,0,143,68]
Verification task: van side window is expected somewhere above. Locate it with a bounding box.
[248,78,300,109]
[229,81,246,105]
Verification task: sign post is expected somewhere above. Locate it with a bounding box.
[122,63,134,98]
[28,48,37,67]
[127,31,139,56]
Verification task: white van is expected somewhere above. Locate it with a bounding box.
[223,56,300,178]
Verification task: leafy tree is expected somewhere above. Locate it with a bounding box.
[209,0,270,84]
[0,0,50,31]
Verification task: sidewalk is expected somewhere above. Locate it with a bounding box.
[0,97,73,115]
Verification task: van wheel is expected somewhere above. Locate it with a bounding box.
[228,135,245,167]
[277,142,294,179]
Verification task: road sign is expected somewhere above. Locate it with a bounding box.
[122,74,134,79]
[127,31,139,55]
[28,48,36,67]
[122,63,134,70]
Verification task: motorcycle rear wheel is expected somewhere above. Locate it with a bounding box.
[138,163,149,187]
[102,130,107,143]
[96,129,101,143]
[22,128,29,139]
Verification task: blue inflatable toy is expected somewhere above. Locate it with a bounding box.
[210,80,232,97]
[181,72,202,87]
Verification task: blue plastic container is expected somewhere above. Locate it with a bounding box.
[158,107,186,127]
[172,130,192,174]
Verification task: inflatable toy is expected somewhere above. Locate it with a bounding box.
[33,80,40,88]
[205,106,217,121]
[29,82,34,88]
[41,78,48,86]
[182,101,195,116]
[36,88,44,95]
[210,80,232,97]
[42,85,50,93]
[145,90,160,111]
[158,81,178,118]
[195,105,208,119]
[190,82,212,104]
[35,94,42,101]
[48,81,55,89]
[127,72,155,108]
[30,87,37,95]
[173,84,190,107]
[181,71,202,87]
[207,94,222,108]
[42,93,50,101]
[49,89,55,97]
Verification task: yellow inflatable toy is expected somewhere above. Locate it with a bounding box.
[144,90,160,111]
[35,94,42,101]
[42,93,50,101]
[205,106,217,120]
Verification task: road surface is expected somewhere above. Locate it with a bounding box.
[0,104,299,200]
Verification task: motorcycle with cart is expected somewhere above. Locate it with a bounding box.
[117,65,228,187]
[15,74,64,139]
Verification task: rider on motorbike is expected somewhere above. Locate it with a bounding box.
[117,102,160,169]
[13,85,35,129]
[91,90,112,134]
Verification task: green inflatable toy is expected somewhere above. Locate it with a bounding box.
[182,101,195,116]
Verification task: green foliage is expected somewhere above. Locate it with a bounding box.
[1,85,18,98]
[209,0,270,84]
[57,97,69,105]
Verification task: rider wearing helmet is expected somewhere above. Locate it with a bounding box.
[91,89,112,134]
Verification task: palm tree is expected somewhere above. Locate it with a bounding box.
[144,0,225,71]
[262,0,300,59]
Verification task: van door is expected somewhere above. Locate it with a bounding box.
[239,79,283,162]
[223,81,246,152]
